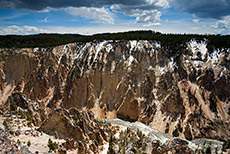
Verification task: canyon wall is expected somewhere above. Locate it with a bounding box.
[0,40,230,140]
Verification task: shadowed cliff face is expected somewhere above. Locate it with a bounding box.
[0,40,230,140]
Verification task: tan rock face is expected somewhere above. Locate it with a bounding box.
[39,108,109,153]
[0,40,230,141]
[4,91,46,126]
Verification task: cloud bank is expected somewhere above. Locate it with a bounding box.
[0,0,169,26]
[1,0,229,19]
[64,7,114,24]
[1,0,230,31]
[0,25,44,35]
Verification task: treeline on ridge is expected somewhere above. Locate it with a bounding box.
[0,30,230,53]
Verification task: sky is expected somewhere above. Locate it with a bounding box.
[0,0,230,35]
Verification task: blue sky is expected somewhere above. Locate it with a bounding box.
[0,0,230,35]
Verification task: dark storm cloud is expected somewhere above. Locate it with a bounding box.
[170,0,230,19]
[2,0,230,21]
[0,0,153,10]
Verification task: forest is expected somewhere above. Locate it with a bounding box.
[0,30,230,53]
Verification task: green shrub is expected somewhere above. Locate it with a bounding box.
[17,139,21,146]
[27,140,31,147]
[205,146,211,154]
[214,119,224,125]
[108,128,148,154]
[25,112,32,122]
[10,101,17,111]
[18,109,25,118]
[222,140,230,152]
[48,138,57,151]
[3,118,10,130]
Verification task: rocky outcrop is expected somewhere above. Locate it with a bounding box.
[0,128,32,154]
[0,40,230,141]
[39,108,109,153]
[4,91,46,126]
[151,138,194,154]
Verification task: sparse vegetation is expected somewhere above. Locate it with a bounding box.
[17,139,21,146]
[27,140,31,147]
[108,128,148,154]
[214,119,225,125]
[3,118,10,130]
[10,101,17,111]
[48,138,57,151]
[25,112,33,125]
[205,142,212,154]
[14,108,33,126]
[222,140,230,152]
[18,108,25,118]
[27,121,32,127]
[195,141,213,154]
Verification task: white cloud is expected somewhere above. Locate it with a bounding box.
[0,21,218,36]
[154,19,216,34]
[38,9,50,13]
[212,15,230,29]
[192,19,199,23]
[110,0,169,27]
[64,7,114,24]
[42,26,144,35]
[111,4,162,26]
[44,17,48,23]
[211,15,230,34]
[0,25,45,35]
[155,0,170,8]
[134,10,161,27]
[1,25,141,35]
[38,17,48,23]
[0,0,170,28]
[145,0,169,7]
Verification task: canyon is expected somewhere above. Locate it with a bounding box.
[0,39,230,153]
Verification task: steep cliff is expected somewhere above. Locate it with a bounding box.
[0,40,229,141]
[39,108,110,153]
